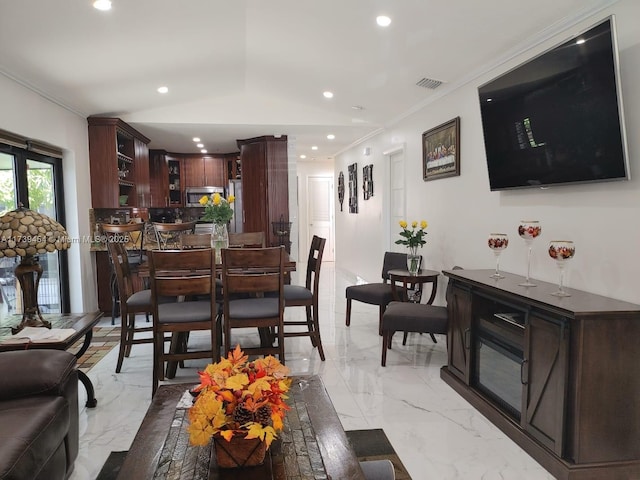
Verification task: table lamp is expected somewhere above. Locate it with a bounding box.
[0,205,70,334]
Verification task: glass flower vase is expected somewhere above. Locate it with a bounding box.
[212,223,229,263]
[407,246,421,275]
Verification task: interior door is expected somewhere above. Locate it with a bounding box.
[307,176,334,261]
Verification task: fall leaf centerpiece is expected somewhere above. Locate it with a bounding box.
[187,346,291,468]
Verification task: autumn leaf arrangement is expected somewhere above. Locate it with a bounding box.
[187,346,291,449]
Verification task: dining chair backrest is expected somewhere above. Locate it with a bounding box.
[149,248,216,299]
[180,233,212,249]
[100,222,146,265]
[222,246,284,295]
[304,235,326,295]
[153,221,196,249]
[228,231,266,248]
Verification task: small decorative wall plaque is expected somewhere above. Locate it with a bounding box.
[363,164,373,200]
[338,171,345,211]
[348,163,358,214]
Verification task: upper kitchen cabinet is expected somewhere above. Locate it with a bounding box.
[88,117,151,208]
[237,135,289,250]
[182,154,227,188]
[149,150,183,207]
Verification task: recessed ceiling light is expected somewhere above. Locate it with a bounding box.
[300,154,307,159]
[93,0,112,11]
[323,91,334,99]
[157,86,169,94]
[576,38,586,45]
[193,137,201,142]
[327,134,335,140]
[311,146,318,150]
[201,149,207,154]
[487,98,493,102]
[196,143,204,148]
[376,15,391,27]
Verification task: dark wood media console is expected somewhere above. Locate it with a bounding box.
[441,269,640,480]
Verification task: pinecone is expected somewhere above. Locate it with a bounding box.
[233,404,253,425]
[255,406,272,426]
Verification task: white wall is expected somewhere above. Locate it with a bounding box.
[0,74,97,312]
[336,0,640,305]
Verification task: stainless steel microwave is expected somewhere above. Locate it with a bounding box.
[185,186,225,207]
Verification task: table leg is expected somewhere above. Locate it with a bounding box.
[74,329,98,408]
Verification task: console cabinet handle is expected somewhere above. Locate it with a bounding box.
[521,359,529,385]
[463,328,471,350]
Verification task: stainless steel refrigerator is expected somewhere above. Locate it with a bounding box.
[228,179,243,233]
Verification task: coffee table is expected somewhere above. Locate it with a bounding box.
[0,312,103,408]
[118,375,365,479]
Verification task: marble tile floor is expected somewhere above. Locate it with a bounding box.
[70,262,554,480]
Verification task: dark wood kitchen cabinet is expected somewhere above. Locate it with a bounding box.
[441,269,640,480]
[237,135,289,250]
[88,117,150,208]
[182,154,226,188]
[150,150,183,207]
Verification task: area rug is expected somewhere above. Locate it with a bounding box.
[68,326,120,372]
[96,428,412,480]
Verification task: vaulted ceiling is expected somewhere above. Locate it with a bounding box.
[0,0,615,160]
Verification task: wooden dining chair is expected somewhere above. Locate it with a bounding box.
[149,248,219,396]
[281,235,326,361]
[105,239,154,373]
[100,222,147,324]
[180,233,212,249]
[228,231,265,248]
[152,221,196,250]
[221,246,286,362]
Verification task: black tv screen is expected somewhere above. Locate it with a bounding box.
[479,17,629,191]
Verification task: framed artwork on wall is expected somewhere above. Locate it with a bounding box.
[348,163,358,213]
[422,116,460,181]
[338,171,345,211]
[363,164,373,200]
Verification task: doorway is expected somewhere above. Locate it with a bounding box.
[306,175,334,261]
[388,148,406,250]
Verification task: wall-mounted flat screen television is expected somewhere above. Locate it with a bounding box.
[478,17,629,191]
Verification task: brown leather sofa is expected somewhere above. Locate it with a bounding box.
[0,349,79,480]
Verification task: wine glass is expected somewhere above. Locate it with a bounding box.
[517,220,542,287]
[548,240,575,297]
[488,233,509,279]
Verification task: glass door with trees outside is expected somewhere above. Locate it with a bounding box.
[0,147,68,317]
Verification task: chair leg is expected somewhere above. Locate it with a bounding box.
[429,333,438,343]
[305,305,316,347]
[345,298,352,326]
[152,331,161,397]
[402,331,409,345]
[381,331,389,366]
[115,310,129,373]
[311,302,325,361]
[124,313,135,357]
[378,306,385,336]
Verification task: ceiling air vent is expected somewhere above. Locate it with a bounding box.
[416,77,443,89]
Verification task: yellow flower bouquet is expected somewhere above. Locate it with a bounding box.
[187,346,291,450]
[395,220,428,251]
[199,192,235,224]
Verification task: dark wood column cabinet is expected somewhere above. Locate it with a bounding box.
[88,117,150,208]
[237,136,289,250]
[441,269,640,480]
[149,150,183,207]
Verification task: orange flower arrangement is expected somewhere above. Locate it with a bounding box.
[187,346,291,449]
